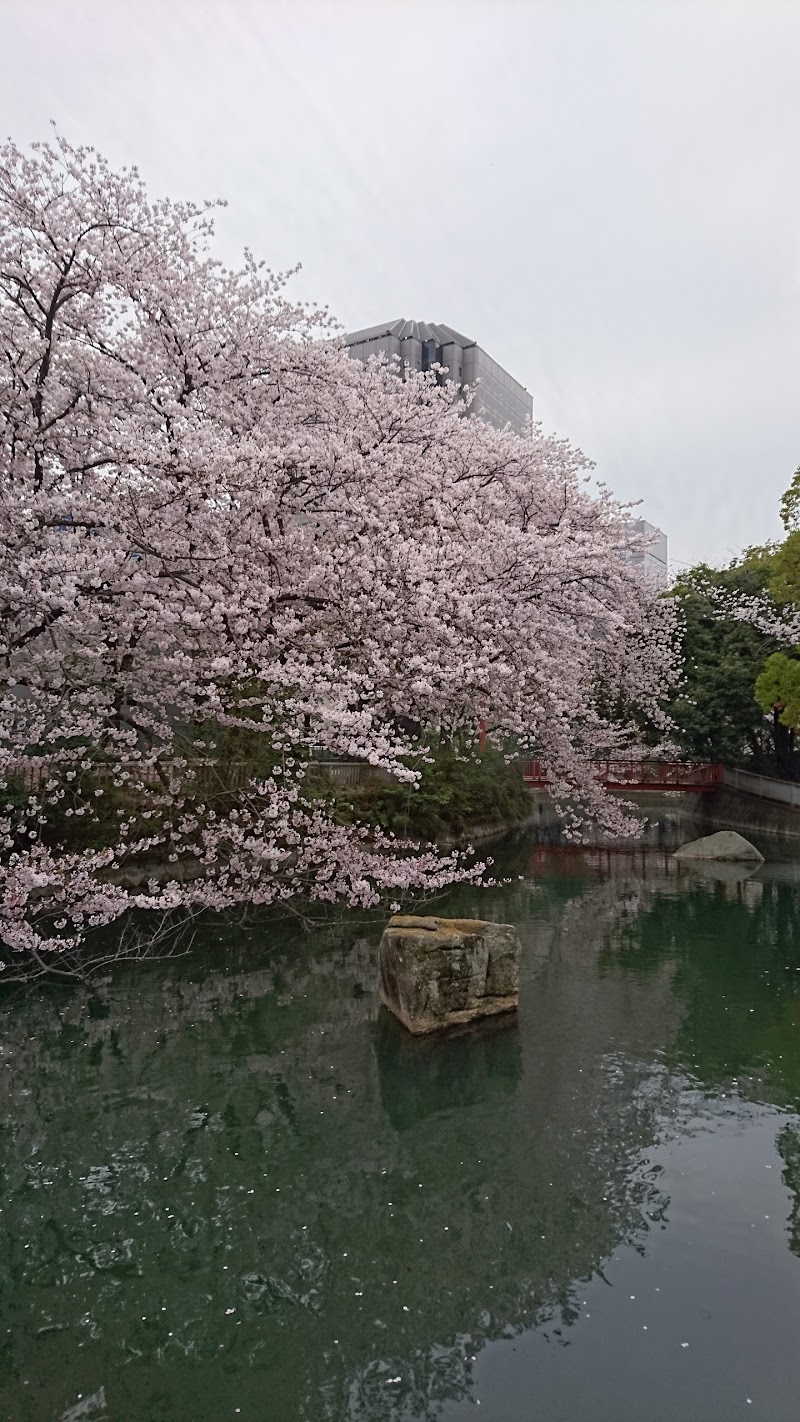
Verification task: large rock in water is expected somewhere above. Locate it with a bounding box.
[378,915,520,1035]
[674,831,764,863]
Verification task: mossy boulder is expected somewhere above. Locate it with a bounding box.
[378,914,520,1035]
[674,831,764,863]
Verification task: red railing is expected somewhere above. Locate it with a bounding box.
[521,759,725,792]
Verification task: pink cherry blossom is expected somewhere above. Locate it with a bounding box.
[0,131,679,966]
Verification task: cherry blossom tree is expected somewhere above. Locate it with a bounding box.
[0,131,679,971]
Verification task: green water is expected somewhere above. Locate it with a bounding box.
[4,839,800,1421]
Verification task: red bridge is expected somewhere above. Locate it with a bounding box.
[521,759,724,792]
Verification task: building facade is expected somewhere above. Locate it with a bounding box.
[627,518,668,586]
[344,318,533,436]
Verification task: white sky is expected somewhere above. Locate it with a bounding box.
[3,0,800,569]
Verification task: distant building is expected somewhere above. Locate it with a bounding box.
[627,518,668,586]
[344,318,533,436]
[344,322,665,577]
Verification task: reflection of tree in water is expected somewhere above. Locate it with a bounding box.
[0,893,678,1422]
[777,1124,800,1259]
[592,866,800,1292]
[600,871,800,1107]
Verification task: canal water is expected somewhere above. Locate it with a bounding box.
[3,835,800,1421]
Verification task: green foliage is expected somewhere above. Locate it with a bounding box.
[1,769,140,855]
[762,457,800,603]
[334,744,531,842]
[755,653,800,730]
[40,773,140,851]
[779,463,800,533]
[765,530,800,608]
[667,559,780,766]
[1,775,34,847]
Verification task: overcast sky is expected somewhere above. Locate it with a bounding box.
[3,0,799,569]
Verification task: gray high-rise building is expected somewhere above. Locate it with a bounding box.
[344,318,533,436]
[627,518,668,586]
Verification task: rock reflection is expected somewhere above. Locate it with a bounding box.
[375,1007,522,1132]
[678,858,761,887]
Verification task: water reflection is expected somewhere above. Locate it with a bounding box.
[2,848,800,1420]
[375,1009,522,1132]
[778,1123,800,1257]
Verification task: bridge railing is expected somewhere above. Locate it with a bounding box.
[521,759,725,791]
[522,758,800,806]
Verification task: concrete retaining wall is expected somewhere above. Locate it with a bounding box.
[678,787,800,843]
[525,786,800,849]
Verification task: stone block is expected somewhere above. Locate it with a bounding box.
[378,914,520,1035]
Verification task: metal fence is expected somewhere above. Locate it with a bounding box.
[2,756,396,795]
[314,762,365,789]
[310,761,398,788]
[723,767,800,810]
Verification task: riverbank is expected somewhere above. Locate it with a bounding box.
[43,770,800,897]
